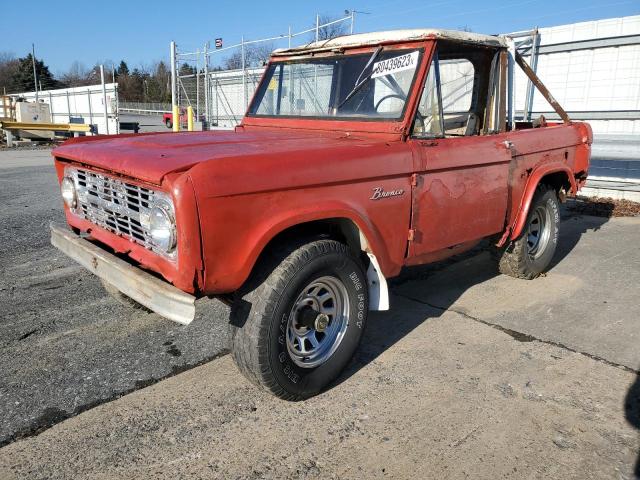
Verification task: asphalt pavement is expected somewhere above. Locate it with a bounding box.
[119,113,168,133]
[0,149,229,447]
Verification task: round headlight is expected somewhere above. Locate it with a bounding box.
[149,205,176,253]
[61,176,77,209]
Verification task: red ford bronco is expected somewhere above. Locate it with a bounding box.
[51,29,591,399]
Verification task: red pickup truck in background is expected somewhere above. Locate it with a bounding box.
[162,108,204,129]
[51,29,591,400]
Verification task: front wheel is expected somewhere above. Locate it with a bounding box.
[230,239,368,400]
[100,279,149,311]
[495,184,560,279]
[165,118,172,129]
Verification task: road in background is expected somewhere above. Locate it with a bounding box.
[120,114,167,133]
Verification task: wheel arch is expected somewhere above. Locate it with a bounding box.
[252,217,390,311]
[499,165,575,246]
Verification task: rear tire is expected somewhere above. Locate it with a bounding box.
[165,119,172,129]
[496,184,560,279]
[230,239,368,400]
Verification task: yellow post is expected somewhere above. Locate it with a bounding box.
[187,105,194,132]
[172,105,180,132]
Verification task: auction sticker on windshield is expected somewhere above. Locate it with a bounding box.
[371,51,419,79]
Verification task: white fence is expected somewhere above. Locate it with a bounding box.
[513,15,640,136]
[11,83,119,135]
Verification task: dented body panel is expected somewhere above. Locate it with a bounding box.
[51,30,591,318]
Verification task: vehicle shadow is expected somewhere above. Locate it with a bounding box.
[625,373,640,477]
[547,200,613,271]
[331,207,612,391]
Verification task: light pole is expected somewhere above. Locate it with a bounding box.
[345,9,370,35]
[31,44,38,101]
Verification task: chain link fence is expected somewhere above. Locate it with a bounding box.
[172,13,354,129]
[119,101,171,114]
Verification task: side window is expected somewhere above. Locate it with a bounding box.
[412,58,443,137]
[413,52,480,138]
[439,58,477,136]
[439,59,474,115]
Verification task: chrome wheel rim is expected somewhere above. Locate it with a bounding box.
[286,276,350,369]
[527,205,552,260]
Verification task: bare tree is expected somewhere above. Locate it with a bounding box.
[60,61,90,87]
[223,43,274,70]
[0,52,18,94]
[314,14,349,41]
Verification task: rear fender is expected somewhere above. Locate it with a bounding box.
[498,165,575,246]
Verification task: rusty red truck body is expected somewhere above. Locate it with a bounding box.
[51,29,591,399]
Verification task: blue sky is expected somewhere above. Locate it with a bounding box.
[4,0,639,74]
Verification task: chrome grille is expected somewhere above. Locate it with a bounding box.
[69,167,172,256]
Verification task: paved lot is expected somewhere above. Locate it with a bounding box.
[120,113,168,133]
[0,148,639,478]
[0,150,229,447]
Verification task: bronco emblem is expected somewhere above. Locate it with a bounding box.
[370,186,405,200]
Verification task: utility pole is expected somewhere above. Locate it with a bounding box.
[32,44,38,101]
[170,41,179,132]
[315,14,319,42]
[195,48,200,119]
[100,65,109,134]
[204,41,209,127]
[241,36,246,109]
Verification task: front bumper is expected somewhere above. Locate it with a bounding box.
[50,223,196,325]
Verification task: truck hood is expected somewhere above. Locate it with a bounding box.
[53,128,395,185]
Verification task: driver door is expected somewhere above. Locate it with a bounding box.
[408,49,513,258]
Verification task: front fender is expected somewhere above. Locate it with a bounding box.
[197,179,411,294]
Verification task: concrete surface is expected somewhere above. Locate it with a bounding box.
[0,148,52,169]
[0,147,639,478]
[395,214,640,371]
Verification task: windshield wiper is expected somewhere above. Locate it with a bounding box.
[333,46,383,111]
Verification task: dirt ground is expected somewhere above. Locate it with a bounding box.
[569,196,640,217]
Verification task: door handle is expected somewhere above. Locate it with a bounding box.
[503,140,517,157]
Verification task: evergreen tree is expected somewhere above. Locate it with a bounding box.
[179,63,196,76]
[11,54,60,92]
[116,60,129,77]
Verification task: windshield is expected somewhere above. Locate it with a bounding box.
[248,48,423,121]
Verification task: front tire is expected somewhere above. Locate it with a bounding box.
[230,239,368,400]
[100,279,150,311]
[496,184,560,279]
[165,118,172,129]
